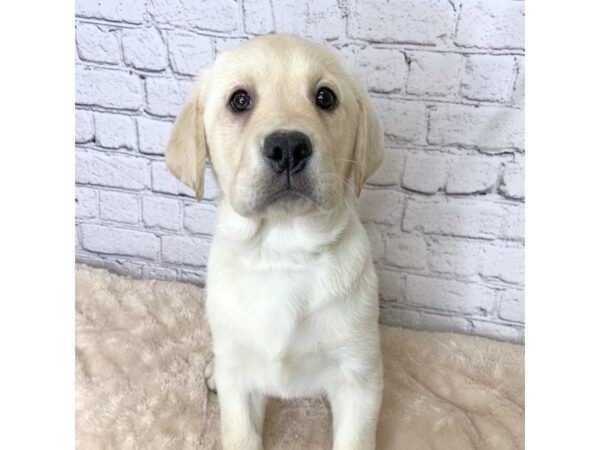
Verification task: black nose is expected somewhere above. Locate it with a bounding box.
[263,131,312,176]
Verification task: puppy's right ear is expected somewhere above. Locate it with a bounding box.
[165,84,207,200]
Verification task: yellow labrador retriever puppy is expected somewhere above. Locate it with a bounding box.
[166,34,384,450]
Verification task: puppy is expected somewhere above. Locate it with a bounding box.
[166,34,384,450]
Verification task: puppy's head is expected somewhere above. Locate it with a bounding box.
[166,34,383,217]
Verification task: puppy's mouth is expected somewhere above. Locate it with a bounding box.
[249,172,321,215]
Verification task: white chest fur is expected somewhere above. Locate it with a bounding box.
[205,200,380,398]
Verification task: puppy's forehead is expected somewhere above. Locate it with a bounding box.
[212,35,346,90]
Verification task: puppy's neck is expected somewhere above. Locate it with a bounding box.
[215,191,359,259]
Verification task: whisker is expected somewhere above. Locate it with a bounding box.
[324,172,356,215]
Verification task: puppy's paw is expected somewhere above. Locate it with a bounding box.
[204,358,217,393]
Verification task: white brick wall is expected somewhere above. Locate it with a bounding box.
[75,0,525,343]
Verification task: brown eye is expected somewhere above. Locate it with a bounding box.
[315,87,336,110]
[229,90,252,112]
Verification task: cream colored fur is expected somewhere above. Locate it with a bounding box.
[75,265,525,450]
[166,35,384,450]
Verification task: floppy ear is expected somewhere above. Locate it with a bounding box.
[352,84,384,197]
[165,84,207,200]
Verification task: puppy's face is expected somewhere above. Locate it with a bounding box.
[167,35,383,218]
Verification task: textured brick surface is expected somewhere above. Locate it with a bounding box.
[122,27,168,71]
[428,104,525,150]
[76,24,121,64]
[460,55,517,103]
[145,77,195,117]
[95,112,137,150]
[137,117,172,155]
[80,224,159,259]
[167,31,213,76]
[142,196,182,231]
[76,67,144,110]
[99,190,140,224]
[455,0,525,50]
[75,110,94,144]
[75,0,525,342]
[348,0,456,45]
[406,52,463,97]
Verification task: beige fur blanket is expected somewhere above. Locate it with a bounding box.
[75,264,524,450]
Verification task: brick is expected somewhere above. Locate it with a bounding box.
[446,155,501,194]
[76,66,144,110]
[356,47,408,93]
[76,0,145,24]
[403,197,508,239]
[498,288,525,323]
[122,27,168,71]
[183,203,217,235]
[348,0,456,45]
[137,117,173,155]
[427,236,480,278]
[499,157,525,200]
[499,203,524,241]
[406,52,462,97]
[372,98,428,145]
[148,0,240,32]
[304,1,347,41]
[479,245,524,285]
[143,196,182,231]
[167,31,213,76]
[179,268,207,285]
[512,57,524,108]
[76,254,144,278]
[332,44,356,68]
[384,233,427,270]
[99,191,140,224]
[76,24,120,64]
[455,0,525,50]
[161,235,210,266]
[358,189,404,225]
[401,153,447,194]
[243,0,275,34]
[460,55,516,102]
[75,187,98,219]
[94,112,137,150]
[363,223,385,262]
[143,265,178,280]
[368,149,404,186]
[377,268,405,302]
[428,104,524,150]
[76,150,150,190]
[80,224,159,259]
[379,306,472,334]
[145,77,195,117]
[271,0,345,41]
[214,37,249,56]
[75,109,94,144]
[405,275,496,316]
[151,161,195,197]
[471,320,523,343]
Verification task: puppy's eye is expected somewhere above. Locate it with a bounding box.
[229,90,252,112]
[315,87,336,110]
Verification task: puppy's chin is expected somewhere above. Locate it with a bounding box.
[230,174,337,219]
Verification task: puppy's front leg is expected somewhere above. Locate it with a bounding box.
[327,368,383,450]
[216,375,266,450]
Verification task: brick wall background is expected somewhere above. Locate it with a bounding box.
[75,0,525,342]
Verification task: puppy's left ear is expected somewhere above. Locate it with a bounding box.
[165,83,207,200]
[352,82,384,197]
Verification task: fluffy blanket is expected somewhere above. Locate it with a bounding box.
[75,264,524,450]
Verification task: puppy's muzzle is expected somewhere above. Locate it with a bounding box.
[263,131,312,184]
